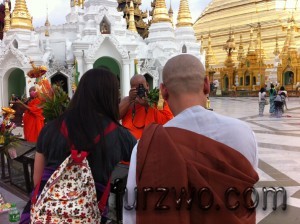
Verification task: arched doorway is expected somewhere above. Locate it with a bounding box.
[51,73,68,93]
[244,71,250,86]
[283,71,294,85]
[144,73,153,90]
[223,75,229,90]
[93,57,120,80]
[8,68,26,102]
[7,68,26,126]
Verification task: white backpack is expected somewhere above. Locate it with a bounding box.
[30,121,116,223]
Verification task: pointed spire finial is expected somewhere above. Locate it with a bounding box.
[10,0,33,30]
[176,0,193,27]
[152,0,171,23]
[4,1,11,32]
[128,0,137,32]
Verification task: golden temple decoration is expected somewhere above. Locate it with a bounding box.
[168,1,174,27]
[176,0,193,27]
[205,33,217,69]
[152,0,171,24]
[247,27,255,55]
[237,34,245,63]
[255,23,265,64]
[73,0,84,8]
[44,8,50,37]
[27,61,48,79]
[117,0,149,38]
[273,34,280,56]
[10,0,33,30]
[4,2,11,32]
[128,1,137,33]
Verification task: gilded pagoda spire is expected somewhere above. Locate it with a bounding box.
[255,22,265,63]
[44,7,50,37]
[152,0,171,23]
[247,27,255,54]
[176,0,193,27]
[128,1,137,33]
[4,1,11,32]
[168,1,174,27]
[237,34,245,62]
[273,34,280,56]
[205,33,217,69]
[10,0,33,30]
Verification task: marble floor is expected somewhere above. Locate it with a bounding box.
[210,96,300,223]
[0,96,300,223]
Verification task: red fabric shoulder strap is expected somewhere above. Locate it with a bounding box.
[60,120,118,162]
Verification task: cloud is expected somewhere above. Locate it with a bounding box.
[10,0,211,27]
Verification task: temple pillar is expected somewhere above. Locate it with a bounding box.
[121,59,131,98]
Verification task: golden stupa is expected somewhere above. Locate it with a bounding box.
[152,0,171,23]
[194,0,300,67]
[10,0,33,30]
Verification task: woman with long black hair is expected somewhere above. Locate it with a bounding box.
[20,68,136,223]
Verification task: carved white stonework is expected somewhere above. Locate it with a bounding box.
[44,60,74,91]
[86,35,128,60]
[0,0,204,102]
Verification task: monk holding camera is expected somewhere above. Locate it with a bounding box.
[120,75,173,139]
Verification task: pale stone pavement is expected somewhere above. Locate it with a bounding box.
[1,96,300,223]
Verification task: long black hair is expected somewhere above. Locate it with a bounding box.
[63,68,120,151]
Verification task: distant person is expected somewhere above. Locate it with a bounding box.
[269,83,276,115]
[278,86,288,110]
[119,75,173,139]
[16,87,44,142]
[274,93,285,118]
[20,68,136,223]
[258,87,267,116]
[232,84,237,97]
[123,54,259,224]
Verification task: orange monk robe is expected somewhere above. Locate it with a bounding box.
[23,98,44,143]
[122,102,173,139]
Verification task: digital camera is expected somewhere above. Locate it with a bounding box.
[137,84,146,98]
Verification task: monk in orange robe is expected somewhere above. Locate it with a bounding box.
[17,87,44,143]
[120,75,173,139]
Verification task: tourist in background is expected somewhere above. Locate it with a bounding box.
[278,86,288,111]
[258,87,267,116]
[269,83,276,115]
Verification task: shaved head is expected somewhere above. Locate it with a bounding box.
[130,75,146,87]
[130,74,148,90]
[162,54,205,95]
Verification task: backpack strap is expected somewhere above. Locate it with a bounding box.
[98,177,111,215]
[60,120,117,163]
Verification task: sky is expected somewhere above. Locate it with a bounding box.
[9,0,212,28]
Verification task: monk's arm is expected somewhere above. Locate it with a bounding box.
[33,152,45,186]
[119,96,132,119]
[151,103,173,124]
[119,88,138,119]
[15,99,29,110]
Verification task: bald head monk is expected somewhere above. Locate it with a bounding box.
[16,86,44,142]
[161,54,209,116]
[119,74,173,139]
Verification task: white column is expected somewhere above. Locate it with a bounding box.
[129,52,137,78]
[86,62,93,71]
[73,51,84,80]
[121,59,131,98]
